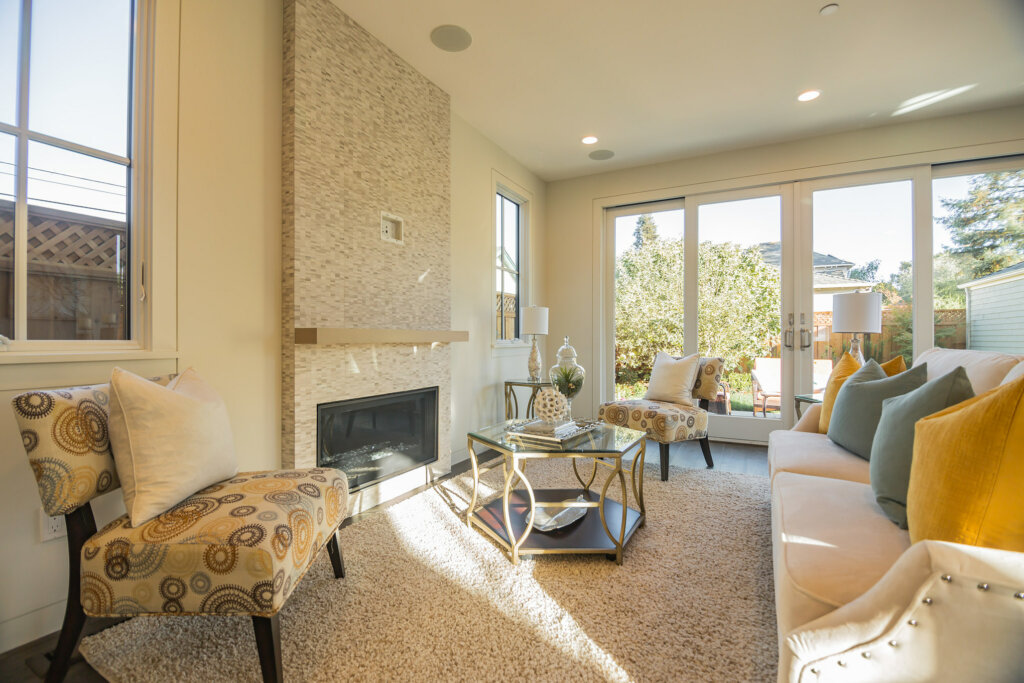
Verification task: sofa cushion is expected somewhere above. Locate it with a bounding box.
[597,398,707,443]
[771,472,911,636]
[880,355,907,376]
[80,468,348,618]
[827,361,928,459]
[768,430,870,484]
[870,367,974,528]
[914,347,1023,394]
[908,375,1024,551]
[818,352,861,433]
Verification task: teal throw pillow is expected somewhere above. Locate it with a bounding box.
[869,367,974,528]
[827,360,928,459]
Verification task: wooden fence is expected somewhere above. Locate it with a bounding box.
[810,307,966,362]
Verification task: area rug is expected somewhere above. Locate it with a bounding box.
[79,459,777,682]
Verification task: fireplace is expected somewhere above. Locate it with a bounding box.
[317,387,439,492]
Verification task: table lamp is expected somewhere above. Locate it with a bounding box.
[832,292,882,364]
[521,306,549,381]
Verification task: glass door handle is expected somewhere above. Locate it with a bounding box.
[800,328,812,350]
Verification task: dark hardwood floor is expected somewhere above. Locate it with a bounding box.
[0,437,767,681]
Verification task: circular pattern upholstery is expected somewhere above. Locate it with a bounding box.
[80,468,348,618]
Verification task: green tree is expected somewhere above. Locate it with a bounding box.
[850,259,880,282]
[614,239,780,395]
[632,213,659,250]
[939,170,1024,278]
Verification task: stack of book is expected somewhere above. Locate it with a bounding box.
[506,419,597,448]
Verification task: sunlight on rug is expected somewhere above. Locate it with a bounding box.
[79,460,776,682]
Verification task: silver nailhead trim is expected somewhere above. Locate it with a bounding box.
[941,574,953,582]
[837,660,846,667]
[1015,592,1024,600]
[862,652,872,659]
[908,619,918,626]
[810,668,820,675]
[978,583,990,591]
[888,640,898,647]
[922,597,933,605]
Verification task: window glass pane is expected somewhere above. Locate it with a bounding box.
[29,0,132,154]
[698,196,782,418]
[933,169,1024,352]
[502,196,518,268]
[613,208,684,399]
[495,195,502,266]
[0,0,18,125]
[26,141,128,340]
[0,132,12,336]
[813,180,913,366]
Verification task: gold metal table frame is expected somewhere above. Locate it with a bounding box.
[465,421,647,565]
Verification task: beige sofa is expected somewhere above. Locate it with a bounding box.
[768,348,1024,682]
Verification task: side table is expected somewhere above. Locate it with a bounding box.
[504,379,552,419]
[794,393,823,418]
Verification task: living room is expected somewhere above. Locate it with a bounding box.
[1,0,1023,681]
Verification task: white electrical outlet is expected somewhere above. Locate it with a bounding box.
[39,508,67,542]
[380,212,404,244]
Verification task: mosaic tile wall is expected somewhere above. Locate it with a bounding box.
[282,0,453,489]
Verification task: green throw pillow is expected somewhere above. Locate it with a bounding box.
[869,367,974,528]
[827,360,928,459]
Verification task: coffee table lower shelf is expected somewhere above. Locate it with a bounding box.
[470,488,643,561]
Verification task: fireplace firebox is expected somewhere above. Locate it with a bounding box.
[317,387,439,492]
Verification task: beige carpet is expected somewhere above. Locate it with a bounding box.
[79,459,777,682]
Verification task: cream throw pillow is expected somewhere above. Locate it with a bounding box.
[109,367,238,526]
[644,352,699,406]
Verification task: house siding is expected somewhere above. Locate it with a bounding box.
[968,277,1024,353]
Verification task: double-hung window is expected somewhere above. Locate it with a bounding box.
[495,190,524,342]
[1,0,143,346]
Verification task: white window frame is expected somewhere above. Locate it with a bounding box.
[492,170,531,349]
[0,0,153,355]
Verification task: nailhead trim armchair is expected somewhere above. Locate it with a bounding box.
[599,357,725,480]
[12,376,349,683]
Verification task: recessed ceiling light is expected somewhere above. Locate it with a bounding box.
[797,90,821,102]
[819,3,839,16]
[581,136,599,145]
[430,25,472,52]
[589,149,614,161]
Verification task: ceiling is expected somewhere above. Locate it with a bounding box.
[330,0,1024,182]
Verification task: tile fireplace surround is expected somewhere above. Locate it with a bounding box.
[281,0,456,514]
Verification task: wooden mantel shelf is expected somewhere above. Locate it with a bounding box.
[294,328,469,345]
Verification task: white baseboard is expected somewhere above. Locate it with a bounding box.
[0,599,65,655]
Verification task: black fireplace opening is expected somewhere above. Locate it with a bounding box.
[317,387,439,492]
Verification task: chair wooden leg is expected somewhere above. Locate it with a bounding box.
[327,530,346,579]
[659,443,670,481]
[253,614,283,683]
[44,601,87,683]
[699,436,714,469]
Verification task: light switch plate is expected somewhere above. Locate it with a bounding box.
[380,212,404,244]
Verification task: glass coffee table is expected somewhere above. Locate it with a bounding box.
[465,420,647,565]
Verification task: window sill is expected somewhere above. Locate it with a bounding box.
[492,340,531,355]
[0,348,179,366]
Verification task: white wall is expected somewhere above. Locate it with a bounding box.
[0,0,283,653]
[545,104,1024,416]
[450,113,546,463]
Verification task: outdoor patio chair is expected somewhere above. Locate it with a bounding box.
[598,357,725,481]
[751,357,782,416]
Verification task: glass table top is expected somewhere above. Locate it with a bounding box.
[469,420,646,454]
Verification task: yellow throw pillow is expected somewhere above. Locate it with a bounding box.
[907,375,1024,551]
[818,352,861,433]
[881,355,907,376]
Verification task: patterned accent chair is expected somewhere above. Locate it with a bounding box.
[12,377,349,683]
[598,357,725,481]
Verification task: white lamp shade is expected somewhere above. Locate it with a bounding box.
[832,292,882,334]
[521,306,549,335]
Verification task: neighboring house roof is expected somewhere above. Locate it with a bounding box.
[757,242,855,271]
[814,273,874,291]
[959,260,1024,290]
